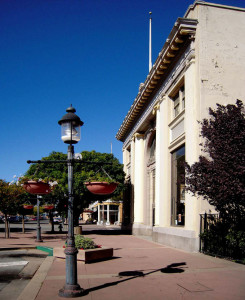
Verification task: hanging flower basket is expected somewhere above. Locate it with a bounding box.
[43,204,54,210]
[23,204,34,210]
[23,181,52,195]
[84,182,118,195]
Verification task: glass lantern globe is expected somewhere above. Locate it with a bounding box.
[58,106,84,144]
[61,122,81,143]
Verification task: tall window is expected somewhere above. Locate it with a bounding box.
[171,145,185,226]
[173,93,180,117]
[181,86,185,109]
[172,85,185,118]
[149,136,156,158]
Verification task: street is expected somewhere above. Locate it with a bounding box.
[0,219,60,237]
[0,220,122,299]
[0,220,123,236]
[0,219,57,299]
[0,249,48,300]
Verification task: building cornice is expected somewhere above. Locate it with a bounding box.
[116,18,198,142]
[184,1,245,18]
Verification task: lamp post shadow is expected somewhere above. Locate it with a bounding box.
[85,262,187,295]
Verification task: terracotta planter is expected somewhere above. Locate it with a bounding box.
[84,182,118,195]
[23,181,52,195]
[23,204,34,210]
[43,204,54,210]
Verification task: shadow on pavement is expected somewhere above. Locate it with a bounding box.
[82,229,131,236]
[41,232,68,236]
[0,252,47,258]
[86,262,187,294]
[35,235,67,240]
[0,228,35,233]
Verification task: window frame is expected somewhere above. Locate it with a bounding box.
[171,145,185,227]
[170,84,185,120]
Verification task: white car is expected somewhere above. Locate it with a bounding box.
[53,217,62,223]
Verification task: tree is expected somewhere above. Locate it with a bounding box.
[17,192,36,234]
[185,100,245,222]
[0,180,24,238]
[25,150,125,223]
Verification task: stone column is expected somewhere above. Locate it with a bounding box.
[106,204,110,226]
[155,95,169,227]
[118,206,120,224]
[185,50,199,232]
[130,137,135,185]
[134,133,145,224]
[154,101,161,226]
[97,204,101,225]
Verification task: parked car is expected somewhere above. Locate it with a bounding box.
[8,216,21,223]
[53,217,62,223]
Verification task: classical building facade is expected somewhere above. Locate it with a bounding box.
[116,1,245,252]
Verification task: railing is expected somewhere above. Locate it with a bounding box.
[199,213,219,252]
[199,213,244,260]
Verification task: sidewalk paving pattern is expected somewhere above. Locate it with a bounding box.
[1,225,245,300]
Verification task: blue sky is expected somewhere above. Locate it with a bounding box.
[0,0,244,182]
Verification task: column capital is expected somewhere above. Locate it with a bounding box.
[134,132,145,139]
[152,102,160,115]
[159,92,166,102]
[152,93,166,115]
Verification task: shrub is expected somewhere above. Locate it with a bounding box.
[200,220,245,261]
[74,235,96,250]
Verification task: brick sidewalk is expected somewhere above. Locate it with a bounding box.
[1,228,245,300]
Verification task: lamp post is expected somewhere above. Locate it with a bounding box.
[58,105,84,298]
[36,195,43,242]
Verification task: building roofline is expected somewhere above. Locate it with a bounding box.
[116,18,197,142]
[116,1,245,143]
[184,0,245,17]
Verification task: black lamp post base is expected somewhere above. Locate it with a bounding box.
[35,239,43,242]
[59,284,85,298]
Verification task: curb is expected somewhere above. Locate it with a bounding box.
[17,256,54,300]
[0,246,53,256]
[0,246,37,251]
[36,246,53,256]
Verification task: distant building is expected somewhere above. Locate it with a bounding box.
[89,200,123,225]
[116,1,245,252]
[81,209,93,222]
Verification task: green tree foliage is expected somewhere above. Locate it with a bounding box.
[185,100,245,222]
[0,180,24,238]
[25,150,125,220]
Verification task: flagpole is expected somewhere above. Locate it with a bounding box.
[149,12,152,72]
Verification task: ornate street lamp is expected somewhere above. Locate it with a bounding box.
[58,105,84,298]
